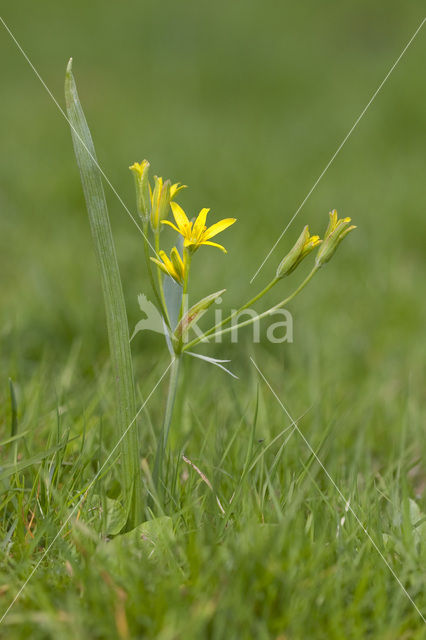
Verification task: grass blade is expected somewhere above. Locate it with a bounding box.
[64,59,143,529]
[0,437,78,482]
[8,378,18,438]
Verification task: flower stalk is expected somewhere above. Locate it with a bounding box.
[183,266,320,350]
[152,355,181,495]
[143,222,170,327]
[154,231,171,327]
[199,265,320,343]
[183,276,280,351]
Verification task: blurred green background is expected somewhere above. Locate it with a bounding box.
[1,0,425,414]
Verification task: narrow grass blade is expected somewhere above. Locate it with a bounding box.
[64,59,143,529]
[185,351,238,379]
[0,430,30,448]
[8,378,18,437]
[0,437,78,482]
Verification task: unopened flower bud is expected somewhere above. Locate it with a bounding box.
[151,246,186,285]
[129,160,151,221]
[316,210,356,266]
[175,289,226,340]
[276,225,322,278]
[151,176,171,231]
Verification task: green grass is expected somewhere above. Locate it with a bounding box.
[1,343,425,638]
[1,1,426,637]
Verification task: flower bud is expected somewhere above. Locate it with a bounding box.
[175,289,226,341]
[276,225,322,278]
[129,160,151,221]
[150,246,186,285]
[170,247,186,283]
[150,176,171,231]
[316,210,356,266]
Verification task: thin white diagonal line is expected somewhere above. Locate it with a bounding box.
[0,359,174,625]
[0,15,159,258]
[250,17,426,283]
[250,356,426,624]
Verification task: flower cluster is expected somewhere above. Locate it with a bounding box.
[130,160,236,289]
[130,159,356,356]
[277,209,356,277]
[129,160,186,231]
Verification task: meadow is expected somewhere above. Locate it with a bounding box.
[1,2,426,638]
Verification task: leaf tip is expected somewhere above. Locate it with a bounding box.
[66,57,73,74]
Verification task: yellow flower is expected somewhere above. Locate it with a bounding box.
[276,225,322,278]
[316,210,356,266]
[129,160,186,228]
[150,177,187,231]
[150,176,169,230]
[162,202,236,253]
[129,160,150,179]
[129,160,151,220]
[150,247,187,285]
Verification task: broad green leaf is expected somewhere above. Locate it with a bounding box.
[96,516,174,572]
[91,496,128,536]
[65,60,143,529]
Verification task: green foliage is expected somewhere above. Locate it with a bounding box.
[0,356,425,637]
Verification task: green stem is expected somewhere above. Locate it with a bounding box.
[155,232,171,326]
[179,250,191,321]
[183,266,319,349]
[143,223,170,328]
[183,277,279,352]
[153,356,181,495]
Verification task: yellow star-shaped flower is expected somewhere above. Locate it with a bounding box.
[162,202,236,253]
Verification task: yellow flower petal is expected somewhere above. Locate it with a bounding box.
[203,218,236,240]
[170,201,191,232]
[170,183,187,199]
[129,160,149,177]
[201,240,228,253]
[159,250,174,274]
[150,257,174,279]
[192,208,210,238]
[150,246,188,285]
[170,247,184,280]
[161,220,181,234]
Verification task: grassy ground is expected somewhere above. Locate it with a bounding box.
[1,1,426,638]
